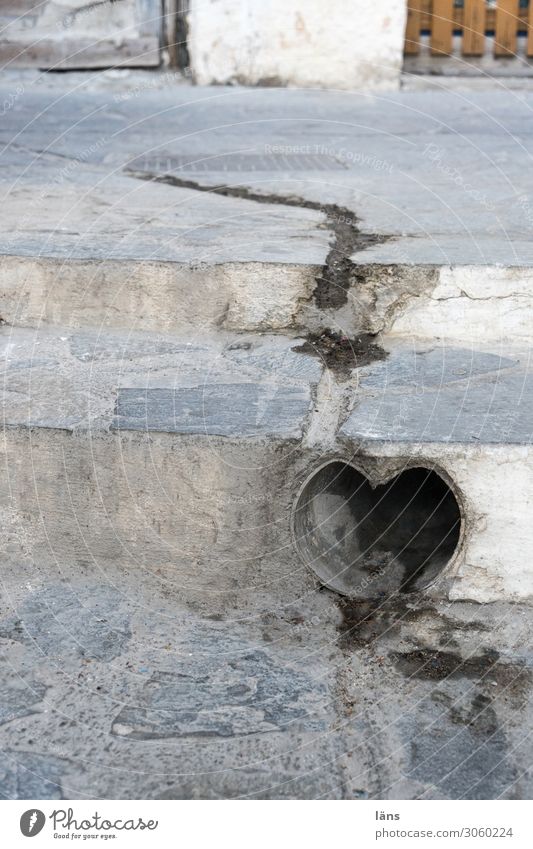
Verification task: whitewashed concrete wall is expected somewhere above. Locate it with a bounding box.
[188,0,407,91]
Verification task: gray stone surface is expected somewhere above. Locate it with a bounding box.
[357,347,518,391]
[342,345,533,444]
[2,79,533,267]
[114,384,312,437]
[0,325,320,437]
[404,694,516,800]
[1,557,532,799]
[0,753,70,800]
[0,585,131,661]
[2,325,530,445]
[0,670,47,727]
[0,558,347,799]
[112,645,328,740]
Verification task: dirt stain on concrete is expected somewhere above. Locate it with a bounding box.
[392,648,531,703]
[293,329,386,375]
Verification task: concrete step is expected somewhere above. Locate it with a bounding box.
[0,325,531,604]
[3,81,533,342]
[1,328,532,801]
[2,77,533,802]
[0,172,327,335]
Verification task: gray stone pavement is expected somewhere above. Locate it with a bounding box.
[2,559,532,799]
[1,325,529,444]
[2,76,533,266]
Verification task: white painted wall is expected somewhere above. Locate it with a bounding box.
[387,266,533,346]
[188,0,407,91]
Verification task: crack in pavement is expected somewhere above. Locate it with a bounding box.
[125,168,391,310]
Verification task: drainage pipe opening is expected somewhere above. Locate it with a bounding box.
[293,462,462,597]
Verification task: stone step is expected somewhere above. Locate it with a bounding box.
[3,81,533,342]
[1,326,533,801]
[0,174,327,334]
[1,325,531,604]
[3,78,533,801]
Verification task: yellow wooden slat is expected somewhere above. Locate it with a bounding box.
[462,0,486,56]
[404,0,423,55]
[494,0,519,57]
[528,0,533,57]
[430,0,455,56]
[420,8,528,34]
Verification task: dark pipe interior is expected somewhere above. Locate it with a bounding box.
[293,462,462,597]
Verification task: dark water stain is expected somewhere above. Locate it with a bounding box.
[393,648,531,701]
[336,595,493,651]
[449,693,499,736]
[293,329,386,376]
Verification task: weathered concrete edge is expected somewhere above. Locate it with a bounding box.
[1,416,532,603]
[5,255,533,346]
[336,263,533,344]
[0,255,321,334]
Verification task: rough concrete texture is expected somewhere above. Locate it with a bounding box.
[0,325,531,603]
[2,566,533,799]
[3,81,533,340]
[2,76,533,799]
[187,0,407,91]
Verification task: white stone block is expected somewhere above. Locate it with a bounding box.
[188,0,407,91]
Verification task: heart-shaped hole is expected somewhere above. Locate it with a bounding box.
[293,461,462,597]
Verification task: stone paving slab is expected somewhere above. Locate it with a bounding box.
[113,384,312,438]
[0,326,321,437]
[1,325,530,445]
[0,165,328,266]
[2,80,533,267]
[1,558,532,799]
[343,373,533,445]
[342,345,533,444]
